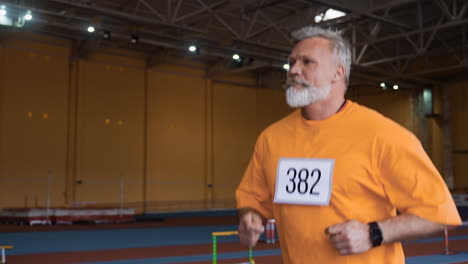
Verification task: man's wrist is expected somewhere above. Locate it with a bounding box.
[238,207,267,224]
[368,221,383,247]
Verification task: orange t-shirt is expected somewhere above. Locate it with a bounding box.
[236,100,461,264]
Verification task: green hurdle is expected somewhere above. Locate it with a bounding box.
[211,231,254,264]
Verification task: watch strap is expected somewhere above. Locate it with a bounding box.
[368,221,383,247]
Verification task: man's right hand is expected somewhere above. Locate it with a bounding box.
[238,210,265,247]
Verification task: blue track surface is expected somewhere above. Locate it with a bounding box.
[0,225,239,255]
[2,224,467,264]
[406,253,468,264]
[405,235,468,244]
[70,251,468,264]
[2,226,468,256]
[73,249,282,264]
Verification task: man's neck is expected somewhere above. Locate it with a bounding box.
[301,97,346,121]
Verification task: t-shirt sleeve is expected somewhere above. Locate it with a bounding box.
[378,133,461,226]
[236,134,273,220]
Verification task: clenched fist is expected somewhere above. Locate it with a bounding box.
[325,220,372,255]
[238,210,265,247]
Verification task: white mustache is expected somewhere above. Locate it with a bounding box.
[283,78,311,89]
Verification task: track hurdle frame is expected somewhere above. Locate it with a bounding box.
[212,231,254,264]
[444,220,468,255]
[0,245,13,264]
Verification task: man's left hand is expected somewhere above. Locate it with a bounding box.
[325,220,372,255]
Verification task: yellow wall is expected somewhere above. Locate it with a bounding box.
[0,32,464,212]
[212,83,257,202]
[350,90,414,132]
[256,88,292,134]
[75,59,145,205]
[0,39,69,208]
[146,71,206,208]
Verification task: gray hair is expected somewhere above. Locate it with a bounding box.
[291,26,351,86]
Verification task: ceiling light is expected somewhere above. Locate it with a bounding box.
[323,9,346,20]
[393,84,399,90]
[87,26,95,33]
[130,35,138,44]
[380,82,386,89]
[24,10,32,21]
[283,63,290,71]
[231,54,244,67]
[314,14,323,23]
[315,8,346,23]
[188,45,199,54]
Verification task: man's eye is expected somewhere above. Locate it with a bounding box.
[304,59,311,64]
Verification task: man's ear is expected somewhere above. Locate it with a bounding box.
[332,64,345,83]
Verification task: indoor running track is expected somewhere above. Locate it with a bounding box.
[1,216,467,264]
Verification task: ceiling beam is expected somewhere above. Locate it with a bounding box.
[353,65,440,85]
[46,0,206,34]
[305,0,413,30]
[406,62,468,76]
[355,18,468,47]
[197,0,241,39]
[320,0,422,28]
[351,71,425,89]
[243,0,285,14]
[174,0,227,23]
[139,0,166,21]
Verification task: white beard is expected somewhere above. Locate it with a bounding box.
[285,78,332,108]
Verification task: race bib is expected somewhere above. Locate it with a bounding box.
[273,158,334,206]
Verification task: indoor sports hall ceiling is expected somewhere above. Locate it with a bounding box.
[0,0,467,89]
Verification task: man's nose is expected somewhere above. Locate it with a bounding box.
[289,63,301,76]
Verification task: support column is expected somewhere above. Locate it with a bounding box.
[441,85,454,189]
[204,79,214,208]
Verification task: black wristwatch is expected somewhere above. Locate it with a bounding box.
[368,222,383,247]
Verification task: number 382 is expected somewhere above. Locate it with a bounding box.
[285,168,321,195]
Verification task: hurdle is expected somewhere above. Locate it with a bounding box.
[0,245,13,264]
[212,231,255,264]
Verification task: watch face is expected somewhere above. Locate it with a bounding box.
[369,222,383,247]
